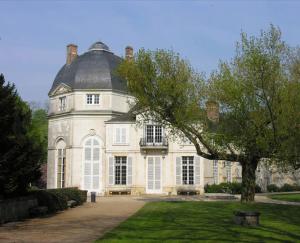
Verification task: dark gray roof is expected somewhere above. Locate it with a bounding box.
[49,42,127,95]
[106,111,136,123]
[106,105,139,123]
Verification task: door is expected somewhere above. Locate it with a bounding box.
[146,125,162,144]
[83,138,101,192]
[147,157,162,193]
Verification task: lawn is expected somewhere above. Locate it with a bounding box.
[269,193,300,202]
[97,201,300,243]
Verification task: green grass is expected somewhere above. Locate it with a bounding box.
[269,193,300,202]
[97,201,300,243]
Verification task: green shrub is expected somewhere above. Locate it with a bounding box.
[30,187,87,214]
[205,182,261,194]
[267,184,279,192]
[279,183,300,192]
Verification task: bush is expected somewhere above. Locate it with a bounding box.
[279,183,300,192]
[267,184,280,192]
[30,188,87,214]
[205,182,261,194]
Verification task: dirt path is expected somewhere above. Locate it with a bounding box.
[0,197,145,243]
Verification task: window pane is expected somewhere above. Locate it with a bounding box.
[155,126,162,143]
[94,94,100,104]
[87,94,93,104]
[146,125,153,143]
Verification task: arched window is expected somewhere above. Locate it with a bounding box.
[56,139,66,188]
[83,138,100,191]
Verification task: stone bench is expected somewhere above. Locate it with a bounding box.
[234,211,260,226]
[67,200,77,208]
[177,190,200,196]
[109,190,131,195]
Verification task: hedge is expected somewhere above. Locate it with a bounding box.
[30,187,87,214]
[204,182,261,194]
[267,183,300,193]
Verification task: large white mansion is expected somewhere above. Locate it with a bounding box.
[46,42,298,195]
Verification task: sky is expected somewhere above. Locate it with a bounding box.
[0,0,300,104]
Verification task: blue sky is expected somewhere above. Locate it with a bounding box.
[0,0,300,104]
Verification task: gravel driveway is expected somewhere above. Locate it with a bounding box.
[0,197,145,243]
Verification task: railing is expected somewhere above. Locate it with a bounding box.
[139,137,168,148]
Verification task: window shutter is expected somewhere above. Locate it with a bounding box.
[127,157,132,185]
[195,156,201,185]
[115,128,120,144]
[176,157,182,185]
[109,157,114,185]
[155,157,161,190]
[121,128,126,144]
[147,157,154,190]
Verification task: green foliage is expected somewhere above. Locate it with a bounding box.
[267,184,280,192]
[279,183,300,192]
[0,74,44,197]
[28,109,48,162]
[98,201,300,242]
[204,182,261,194]
[30,188,87,213]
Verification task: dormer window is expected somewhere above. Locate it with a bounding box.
[86,94,100,105]
[59,96,66,111]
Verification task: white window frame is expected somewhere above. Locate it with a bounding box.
[113,125,129,145]
[114,156,127,185]
[86,94,100,105]
[59,96,66,111]
[145,125,163,144]
[213,160,219,184]
[182,156,194,185]
[226,161,232,183]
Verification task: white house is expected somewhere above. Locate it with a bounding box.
[46,41,250,195]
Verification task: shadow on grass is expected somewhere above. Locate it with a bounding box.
[97,201,300,242]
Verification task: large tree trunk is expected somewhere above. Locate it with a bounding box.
[241,157,259,202]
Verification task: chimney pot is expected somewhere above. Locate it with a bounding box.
[206,101,219,123]
[125,46,133,60]
[66,44,78,65]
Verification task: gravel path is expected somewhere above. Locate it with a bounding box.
[0,197,145,243]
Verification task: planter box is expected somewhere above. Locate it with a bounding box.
[234,211,260,226]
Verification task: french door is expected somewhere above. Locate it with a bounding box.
[147,157,162,193]
[83,138,101,192]
[146,125,162,144]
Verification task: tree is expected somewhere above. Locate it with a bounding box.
[28,108,48,163]
[118,25,300,202]
[0,74,44,197]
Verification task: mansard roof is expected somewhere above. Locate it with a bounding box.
[49,42,127,95]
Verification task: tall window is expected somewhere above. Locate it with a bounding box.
[56,140,66,188]
[146,125,162,143]
[115,156,127,185]
[213,160,218,184]
[182,156,194,185]
[59,96,66,111]
[86,94,100,104]
[226,161,232,183]
[114,127,127,144]
[83,138,100,190]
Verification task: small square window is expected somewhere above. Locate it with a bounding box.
[94,94,100,104]
[86,94,100,104]
[87,94,93,104]
[59,96,66,111]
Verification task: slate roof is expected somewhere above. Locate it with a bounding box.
[49,42,127,95]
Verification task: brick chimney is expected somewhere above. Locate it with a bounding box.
[66,44,78,65]
[206,101,219,123]
[125,46,133,60]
